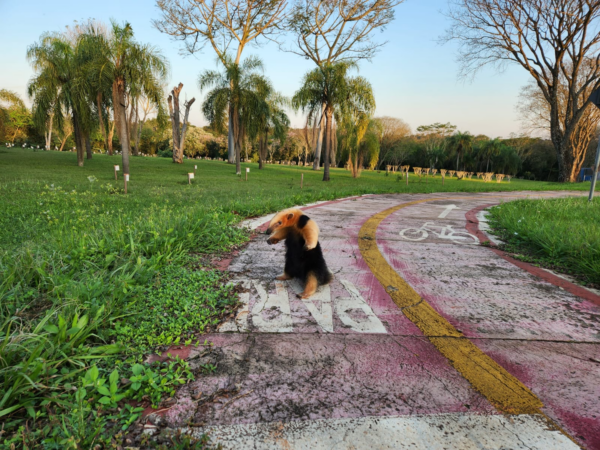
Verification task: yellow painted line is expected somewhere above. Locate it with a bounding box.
[358,198,544,414]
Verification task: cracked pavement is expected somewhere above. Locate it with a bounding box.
[160,191,599,449]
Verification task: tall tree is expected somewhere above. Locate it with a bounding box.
[373,116,411,168]
[286,0,403,170]
[27,33,91,166]
[445,0,600,182]
[0,90,30,143]
[200,55,267,174]
[416,122,456,169]
[86,21,168,174]
[293,62,375,181]
[483,138,503,172]
[154,0,288,166]
[167,83,196,163]
[248,84,290,170]
[447,131,473,171]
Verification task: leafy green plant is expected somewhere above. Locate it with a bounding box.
[127,358,194,408]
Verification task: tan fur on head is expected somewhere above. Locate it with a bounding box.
[265,208,304,235]
[265,208,319,250]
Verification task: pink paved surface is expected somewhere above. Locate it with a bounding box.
[158,192,599,449]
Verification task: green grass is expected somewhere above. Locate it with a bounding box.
[0,146,590,446]
[487,197,600,286]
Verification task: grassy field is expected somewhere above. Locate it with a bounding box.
[0,146,590,447]
[487,197,600,287]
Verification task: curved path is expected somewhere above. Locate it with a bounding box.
[161,191,599,449]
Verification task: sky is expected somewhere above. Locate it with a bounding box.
[0,0,532,138]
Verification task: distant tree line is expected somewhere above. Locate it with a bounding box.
[4,0,600,182]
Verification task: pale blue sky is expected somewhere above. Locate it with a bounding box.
[0,0,530,137]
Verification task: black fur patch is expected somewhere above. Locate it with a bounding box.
[297,215,310,229]
[284,229,332,286]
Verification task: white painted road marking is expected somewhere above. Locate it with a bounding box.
[338,280,387,333]
[189,413,578,450]
[251,280,294,333]
[399,222,479,244]
[219,279,386,334]
[437,204,459,218]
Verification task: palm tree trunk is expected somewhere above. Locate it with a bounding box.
[313,103,326,170]
[132,102,139,156]
[85,132,92,159]
[232,105,242,174]
[73,112,84,167]
[323,107,333,182]
[59,127,71,151]
[114,80,131,174]
[97,93,108,153]
[259,131,267,169]
[106,106,114,155]
[45,114,53,150]
[331,122,337,167]
[228,110,235,164]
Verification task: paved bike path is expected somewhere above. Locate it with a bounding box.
[154,191,599,449]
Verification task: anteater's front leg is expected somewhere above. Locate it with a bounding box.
[298,273,318,299]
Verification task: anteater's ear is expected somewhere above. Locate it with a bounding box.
[287,213,294,220]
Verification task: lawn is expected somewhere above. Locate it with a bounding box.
[487,196,600,287]
[0,147,590,447]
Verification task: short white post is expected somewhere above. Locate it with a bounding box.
[246,167,249,181]
[124,173,129,194]
[301,173,304,189]
[188,172,194,184]
[114,165,120,180]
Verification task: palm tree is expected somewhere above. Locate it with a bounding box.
[293,62,375,181]
[85,21,168,174]
[448,131,473,171]
[483,138,503,172]
[27,33,92,166]
[199,55,267,174]
[247,83,290,170]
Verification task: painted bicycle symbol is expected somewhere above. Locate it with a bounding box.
[399,222,478,244]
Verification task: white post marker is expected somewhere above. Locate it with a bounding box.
[301,173,304,189]
[114,165,120,180]
[194,164,197,175]
[246,167,249,181]
[437,204,458,219]
[188,172,194,184]
[124,173,129,194]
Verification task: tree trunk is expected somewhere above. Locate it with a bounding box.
[132,100,139,156]
[73,112,84,167]
[313,103,326,170]
[322,108,333,181]
[108,119,115,155]
[113,79,130,174]
[259,130,267,169]
[232,105,242,174]
[45,114,53,150]
[85,132,92,159]
[106,106,114,155]
[180,97,196,158]
[59,129,71,152]
[330,122,337,167]
[97,92,108,153]
[168,83,183,163]
[227,110,235,164]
